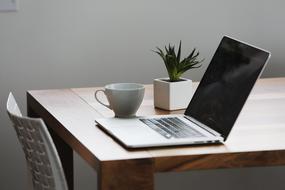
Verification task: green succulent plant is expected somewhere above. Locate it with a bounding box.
[153,41,204,82]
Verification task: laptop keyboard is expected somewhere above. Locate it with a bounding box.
[140,117,205,139]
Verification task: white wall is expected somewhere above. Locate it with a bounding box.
[1,0,285,189]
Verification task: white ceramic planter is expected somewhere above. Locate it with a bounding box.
[153,78,193,110]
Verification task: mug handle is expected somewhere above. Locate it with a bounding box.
[94,89,111,109]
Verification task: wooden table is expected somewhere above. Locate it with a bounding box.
[27,77,285,190]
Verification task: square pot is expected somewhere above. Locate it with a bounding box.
[153,78,193,110]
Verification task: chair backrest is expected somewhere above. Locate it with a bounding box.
[6,93,68,190]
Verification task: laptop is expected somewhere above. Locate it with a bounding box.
[96,36,271,148]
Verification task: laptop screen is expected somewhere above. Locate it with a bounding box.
[185,36,270,140]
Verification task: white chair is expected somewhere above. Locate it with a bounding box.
[6,92,68,190]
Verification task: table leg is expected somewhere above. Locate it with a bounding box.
[27,106,74,190]
[98,158,154,190]
[49,129,74,190]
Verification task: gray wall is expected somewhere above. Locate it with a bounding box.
[1,0,285,189]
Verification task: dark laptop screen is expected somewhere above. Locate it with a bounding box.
[185,36,270,140]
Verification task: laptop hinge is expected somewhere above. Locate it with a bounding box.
[184,116,223,138]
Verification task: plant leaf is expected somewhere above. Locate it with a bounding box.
[153,42,204,81]
[177,40,181,63]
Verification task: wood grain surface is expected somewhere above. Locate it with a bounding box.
[71,78,285,171]
[27,89,151,171]
[28,77,285,172]
[27,77,285,190]
[99,159,154,190]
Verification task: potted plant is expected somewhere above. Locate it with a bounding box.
[153,41,204,110]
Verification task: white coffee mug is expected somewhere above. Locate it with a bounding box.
[95,83,145,118]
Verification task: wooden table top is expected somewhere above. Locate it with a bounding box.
[27,77,285,172]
